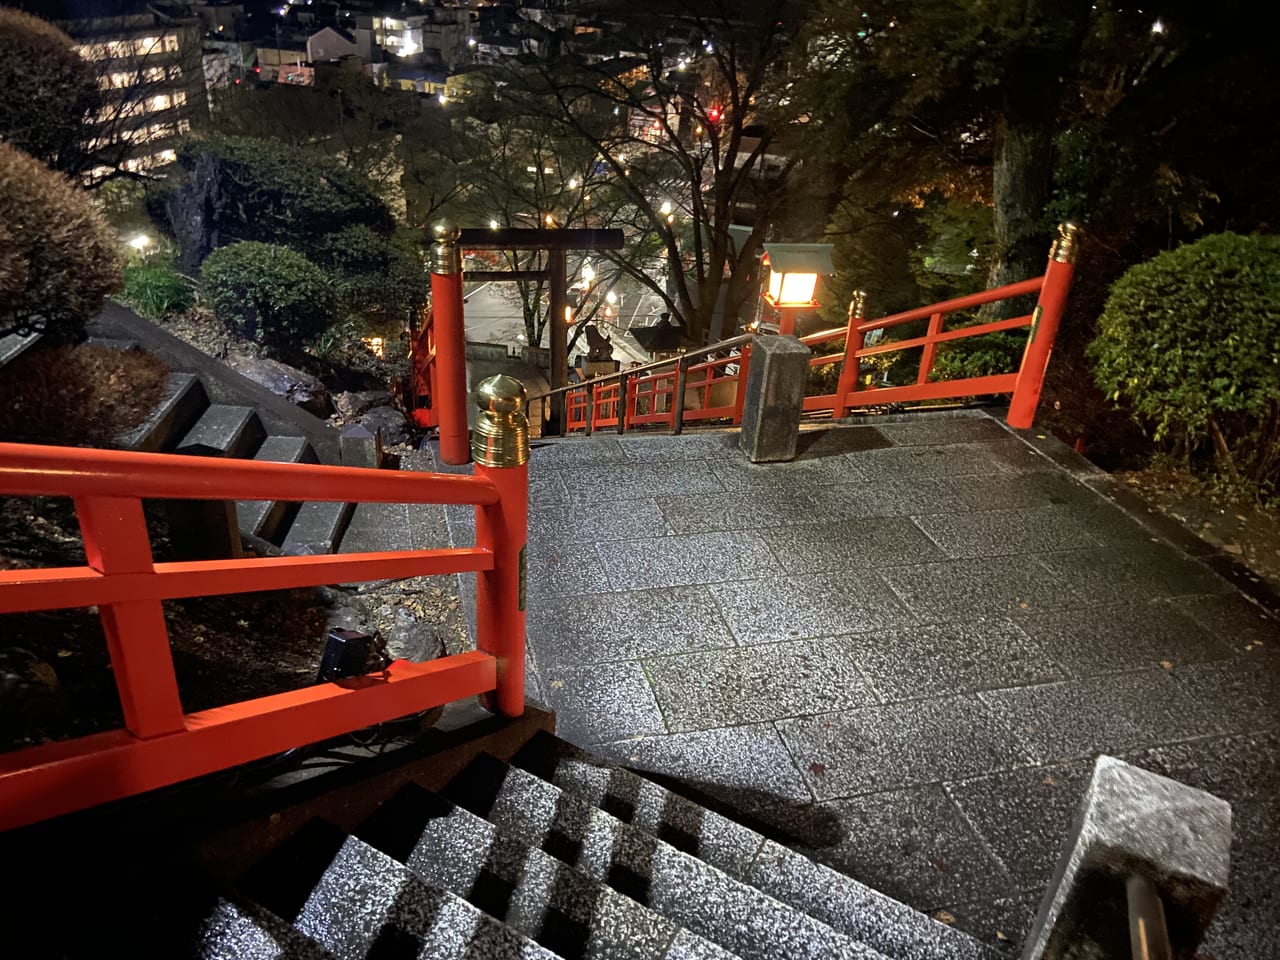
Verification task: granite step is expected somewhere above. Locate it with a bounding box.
[237,435,318,543]
[118,372,209,452]
[237,819,559,960]
[175,403,267,459]
[197,897,335,960]
[443,753,887,960]
[510,732,997,960]
[354,783,742,960]
[85,336,142,352]
[281,500,355,556]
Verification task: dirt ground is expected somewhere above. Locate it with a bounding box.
[1116,468,1280,594]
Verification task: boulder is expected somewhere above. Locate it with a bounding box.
[358,404,411,446]
[226,353,332,418]
[334,389,393,420]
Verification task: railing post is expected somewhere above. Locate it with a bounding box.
[833,291,868,420]
[75,495,186,738]
[673,355,689,434]
[1007,223,1081,429]
[917,311,944,385]
[471,375,529,718]
[583,386,594,437]
[732,344,752,425]
[616,372,630,435]
[430,219,471,464]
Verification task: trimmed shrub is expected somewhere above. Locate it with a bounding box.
[1088,232,1280,495]
[200,242,336,354]
[122,264,194,319]
[312,226,429,337]
[0,10,101,175]
[0,142,122,343]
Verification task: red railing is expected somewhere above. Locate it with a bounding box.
[0,442,526,831]
[531,223,1079,435]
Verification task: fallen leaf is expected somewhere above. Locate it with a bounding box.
[1222,543,1243,555]
[1043,775,1056,786]
[550,679,565,689]
[996,931,1009,941]
[56,649,73,658]
[1018,602,1029,610]
[1160,660,1174,670]
[934,911,956,925]
[809,762,827,776]
[30,661,59,689]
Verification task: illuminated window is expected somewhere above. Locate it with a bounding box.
[168,65,183,80]
[173,90,187,107]
[150,94,172,112]
[107,41,131,59]
[157,149,177,164]
[177,118,190,133]
[144,67,165,82]
[134,36,161,56]
[163,34,180,53]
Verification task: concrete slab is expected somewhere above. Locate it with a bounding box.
[595,530,776,590]
[565,461,726,503]
[911,506,1105,559]
[760,517,946,572]
[850,440,1044,480]
[878,556,1080,622]
[709,573,916,645]
[538,660,668,744]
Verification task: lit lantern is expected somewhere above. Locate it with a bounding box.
[761,243,835,309]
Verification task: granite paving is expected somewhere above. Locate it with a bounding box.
[442,409,1280,957]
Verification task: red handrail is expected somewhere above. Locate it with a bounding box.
[0,441,526,831]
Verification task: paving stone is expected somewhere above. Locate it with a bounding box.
[528,586,736,667]
[1037,544,1232,603]
[849,441,1043,481]
[710,573,916,645]
[744,840,1000,960]
[875,419,1011,446]
[528,469,571,505]
[792,426,893,459]
[791,785,1015,907]
[339,500,413,554]
[1171,652,1280,734]
[776,696,1031,800]
[539,660,668,744]
[980,668,1224,763]
[760,517,946,572]
[619,432,742,461]
[936,892,1041,956]
[944,759,1097,892]
[529,438,628,468]
[526,543,611,601]
[1198,855,1280,960]
[566,460,727,502]
[910,506,1103,559]
[846,620,1063,702]
[878,556,1079,621]
[596,530,776,590]
[938,472,1100,512]
[530,498,671,549]
[1014,601,1235,677]
[644,639,878,732]
[594,723,814,806]
[1167,593,1280,652]
[709,456,857,490]
[817,480,968,519]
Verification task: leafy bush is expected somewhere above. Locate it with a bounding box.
[1088,232,1280,496]
[0,142,122,343]
[200,242,336,355]
[931,327,1025,381]
[311,226,429,337]
[122,264,194,319]
[0,10,101,175]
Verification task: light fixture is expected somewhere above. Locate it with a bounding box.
[489,219,499,229]
[660,200,673,215]
[761,243,834,309]
[605,291,617,305]
[128,234,151,250]
[568,177,579,189]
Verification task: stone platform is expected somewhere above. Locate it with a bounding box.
[426,410,1278,958]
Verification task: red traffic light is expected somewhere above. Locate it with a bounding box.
[707,105,722,123]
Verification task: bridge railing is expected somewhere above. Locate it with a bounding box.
[530,223,1080,436]
[0,382,528,831]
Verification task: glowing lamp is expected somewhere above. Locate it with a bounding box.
[761,243,834,308]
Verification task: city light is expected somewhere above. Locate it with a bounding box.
[489,219,499,229]
[128,234,151,250]
[582,263,595,284]
[606,291,617,305]
[545,213,556,226]
[660,200,673,215]
[1151,18,1166,34]
[568,178,579,189]
[437,93,447,105]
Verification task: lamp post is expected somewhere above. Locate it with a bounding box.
[759,242,835,336]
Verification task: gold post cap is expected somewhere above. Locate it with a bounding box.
[1051,223,1082,264]
[430,218,463,274]
[472,375,530,467]
[849,290,869,318]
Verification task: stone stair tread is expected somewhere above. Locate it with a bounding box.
[237,818,561,960]
[85,336,141,352]
[197,897,335,960]
[281,500,355,556]
[443,753,886,960]
[355,783,743,960]
[237,435,318,541]
[176,403,267,459]
[117,371,209,452]
[510,732,996,960]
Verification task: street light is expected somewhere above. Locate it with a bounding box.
[128,234,151,251]
[760,242,835,336]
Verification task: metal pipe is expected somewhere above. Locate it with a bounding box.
[1127,874,1173,960]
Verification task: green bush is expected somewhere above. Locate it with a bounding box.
[200,242,336,355]
[122,264,194,319]
[0,142,122,343]
[1088,232,1280,496]
[311,226,429,337]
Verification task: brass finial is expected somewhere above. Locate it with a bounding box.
[472,375,530,467]
[1050,223,1082,264]
[849,290,869,319]
[430,217,463,274]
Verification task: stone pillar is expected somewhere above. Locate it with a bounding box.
[1022,755,1231,960]
[738,334,810,463]
[340,423,381,469]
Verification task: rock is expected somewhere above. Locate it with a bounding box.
[357,404,411,446]
[334,390,393,420]
[226,353,333,418]
[383,607,446,662]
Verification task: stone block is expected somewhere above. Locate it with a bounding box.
[1022,755,1231,960]
[118,372,208,452]
[738,334,811,463]
[175,404,266,459]
[236,435,317,542]
[340,423,381,469]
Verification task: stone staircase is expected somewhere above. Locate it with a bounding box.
[194,729,996,960]
[96,337,355,558]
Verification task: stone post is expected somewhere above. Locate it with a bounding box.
[1022,755,1231,960]
[738,334,811,463]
